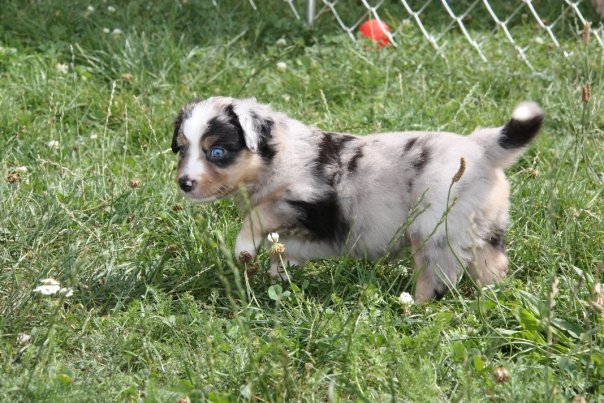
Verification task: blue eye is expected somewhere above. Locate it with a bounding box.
[209,147,226,159]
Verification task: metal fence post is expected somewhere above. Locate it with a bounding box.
[307,0,316,24]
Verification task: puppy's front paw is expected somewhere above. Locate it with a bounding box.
[235,234,257,263]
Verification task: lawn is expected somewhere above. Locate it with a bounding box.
[1,0,603,401]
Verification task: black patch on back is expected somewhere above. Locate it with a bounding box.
[499,115,543,149]
[412,145,431,173]
[289,132,356,241]
[287,193,349,242]
[486,227,506,252]
[203,106,247,168]
[316,132,357,185]
[318,133,356,166]
[403,137,418,153]
[347,145,364,173]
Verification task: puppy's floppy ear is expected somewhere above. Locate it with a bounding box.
[232,98,273,152]
[171,109,184,153]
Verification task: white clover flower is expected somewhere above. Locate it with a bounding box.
[107,6,116,13]
[398,292,414,306]
[14,166,28,173]
[34,278,61,295]
[267,232,280,244]
[33,278,74,297]
[40,278,60,286]
[86,5,95,13]
[395,261,409,276]
[17,333,31,345]
[56,63,69,74]
[90,133,98,140]
[59,287,74,297]
[276,62,287,72]
[535,36,545,45]
[267,232,285,254]
[275,38,287,47]
[595,283,604,305]
[47,140,60,149]
[112,28,123,37]
[271,243,285,254]
[493,366,511,383]
[103,28,110,34]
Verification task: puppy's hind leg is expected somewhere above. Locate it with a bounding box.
[411,237,467,303]
[467,242,508,289]
[412,236,508,302]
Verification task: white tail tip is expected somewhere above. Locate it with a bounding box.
[512,101,543,122]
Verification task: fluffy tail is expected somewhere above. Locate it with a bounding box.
[471,101,543,168]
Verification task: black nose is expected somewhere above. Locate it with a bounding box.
[178,176,195,192]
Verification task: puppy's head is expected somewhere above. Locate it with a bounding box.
[171,97,273,202]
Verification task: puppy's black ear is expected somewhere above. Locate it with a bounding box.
[172,109,184,153]
[232,99,273,152]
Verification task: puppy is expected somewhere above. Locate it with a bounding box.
[171,97,543,302]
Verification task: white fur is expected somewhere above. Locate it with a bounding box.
[233,98,261,152]
[180,101,218,180]
[512,101,542,121]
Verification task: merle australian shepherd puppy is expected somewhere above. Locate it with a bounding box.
[171,97,542,302]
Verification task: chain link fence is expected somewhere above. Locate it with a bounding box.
[277,0,603,72]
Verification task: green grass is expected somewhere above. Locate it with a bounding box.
[1,0,603,401]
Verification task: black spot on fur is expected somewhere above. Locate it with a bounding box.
[250,112,276,163]
[433,287,448,300]
[499,115,543,149]
[347,145,364,173]
[403,137,418,153]
[287,193,349,242]
[172,101,197,153]
[486,228,506,252]
[434,237,447,249]
[224,104,242,129]
[407,179,414,191]
[316,132,357,185]
[412,145,431,173]
[172,109,185,153]
[318,133,356,166]
[250,112,273,139]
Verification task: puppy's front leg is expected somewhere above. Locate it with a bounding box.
[235,202,291,262]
